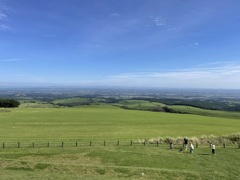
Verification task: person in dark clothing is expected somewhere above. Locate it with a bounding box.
[183,137,188,150]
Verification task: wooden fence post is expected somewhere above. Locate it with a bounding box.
[157,141,159,147]
[104,141,105,146]
[90,141,92,146]
[62,141,64,147]
[18,142,20,148]
[117,140,119,146]
[47,142,49,147]
[3,143,5,148]
[76,141,78,147]
[131,140,132,146]
[223,143,226,148]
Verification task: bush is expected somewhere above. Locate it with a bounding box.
[0,99,20,108]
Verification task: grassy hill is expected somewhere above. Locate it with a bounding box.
[1,106,240,141]
[0,105,240,179]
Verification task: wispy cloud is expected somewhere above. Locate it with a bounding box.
[166,26,182,32]
[110,13,120,17]
[0,7,13,32]
[152,16,166,26]
[0,24,14,31]
[0,7,8,19]
[99,62,240,89]
[0,11,7,20]
[0,58,23,62]
[177,42,200,49]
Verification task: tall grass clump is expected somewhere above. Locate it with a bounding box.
[144,133,240,145]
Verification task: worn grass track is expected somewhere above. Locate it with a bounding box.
[0,145,239,179]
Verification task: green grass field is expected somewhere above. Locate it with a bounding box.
[0,106,240,179]
[1,106,240,141]
[0,144,239,179]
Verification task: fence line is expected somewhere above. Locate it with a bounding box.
[1,140,239,149]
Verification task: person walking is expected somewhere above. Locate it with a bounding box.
[211,144,216,155]
[190,143,194,154]
[183,137,188,150]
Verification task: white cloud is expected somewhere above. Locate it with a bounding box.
[166,26,182,32]
[0,7,13,32]
[2,62,240,89]
[98,63,240,89]
[0,11,7,19]
[152,16,166,26]
[0,24,13,31]
[110,13,120,17]
[177,42,200,49]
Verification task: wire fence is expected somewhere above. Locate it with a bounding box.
[1,140,239,149]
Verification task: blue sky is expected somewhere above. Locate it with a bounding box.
[1,0,240,88]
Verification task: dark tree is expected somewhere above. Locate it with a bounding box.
[0,99,20,108]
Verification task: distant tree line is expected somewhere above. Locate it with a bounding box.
[130,97,240,112]
[0,99,20,108]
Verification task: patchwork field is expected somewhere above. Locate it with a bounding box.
[0,106,240,179]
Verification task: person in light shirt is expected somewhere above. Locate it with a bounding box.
[190,143,194,154]
[211,144,216,155]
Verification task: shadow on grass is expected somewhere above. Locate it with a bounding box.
[198,153,210,155]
